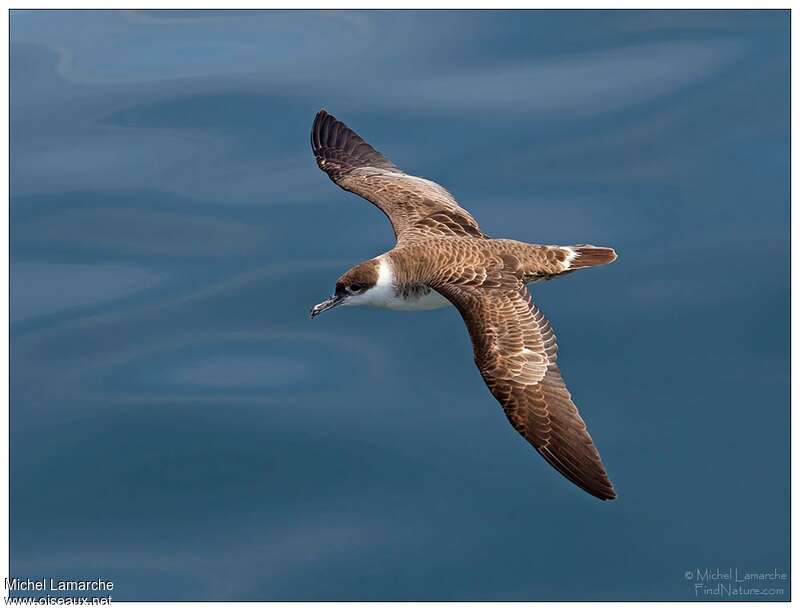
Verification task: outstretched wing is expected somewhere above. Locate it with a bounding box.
[437,274,616,501]
[311,110,486,244]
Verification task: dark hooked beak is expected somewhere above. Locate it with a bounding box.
[310,294,344,319]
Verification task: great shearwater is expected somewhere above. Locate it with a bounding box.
[309,110,618,501]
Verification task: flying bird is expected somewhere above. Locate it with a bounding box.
[309,110,618,501]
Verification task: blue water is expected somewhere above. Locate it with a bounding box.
[11,10,789,601]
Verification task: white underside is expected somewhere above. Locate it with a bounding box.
[381,288,450,311]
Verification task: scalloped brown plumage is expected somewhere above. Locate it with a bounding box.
[311,110,618,501]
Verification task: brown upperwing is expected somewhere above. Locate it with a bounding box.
[311,110,486,244]
[435,262,617,501]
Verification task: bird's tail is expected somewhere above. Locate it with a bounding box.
[564,245,617,271]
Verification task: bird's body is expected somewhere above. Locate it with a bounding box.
[309,110,619,501]
[347,239,612,310]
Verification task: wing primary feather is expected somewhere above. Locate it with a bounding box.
[436,279,617,501]
[311,110,400,179]
[310,109,485,243]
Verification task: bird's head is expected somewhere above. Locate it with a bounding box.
[310,259,383,318]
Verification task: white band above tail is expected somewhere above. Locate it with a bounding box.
[561,247,579,272]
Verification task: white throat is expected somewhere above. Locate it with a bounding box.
[344,258,397,308]
[345,257,449,311]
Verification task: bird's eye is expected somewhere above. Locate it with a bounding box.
[349,284,363,293]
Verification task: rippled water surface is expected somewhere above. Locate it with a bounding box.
[11,10,789,601]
